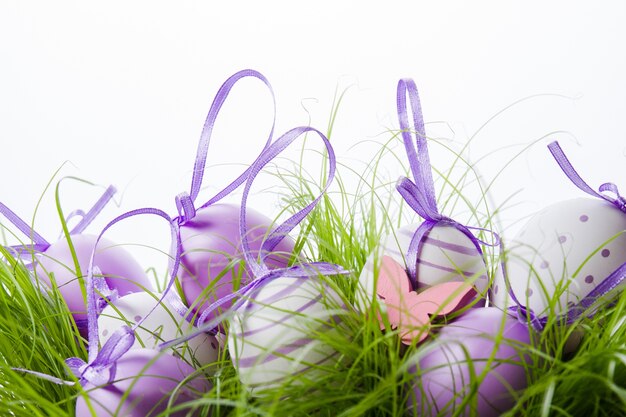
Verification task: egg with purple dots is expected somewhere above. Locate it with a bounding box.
[35,234,152,322]
[409,307,532,417]
[227,274,345,393]
[75,348,211,417]
[98,291,220,368]
[492,198,626,317]
[178,203,296,323]
[357,223,488,309]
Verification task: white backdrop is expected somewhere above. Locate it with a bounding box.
[1,1,625,271]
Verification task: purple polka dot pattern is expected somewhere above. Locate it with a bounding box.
[526,288,533,297]
[585,275,594,284]
[579,214,589,222]
[602,249,610,258]
[540,261,549,269]
[494,285,499,294]
[102,329,108,337]
[558,235,567,243]
[134,315,142,322]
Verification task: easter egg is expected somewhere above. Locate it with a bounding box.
[410,307,532,417]
[227,275,345,393]
[178,203,295,321]
[98,292,220,368]
[492,198,626,317]
[357,223,488,310]
[75,348,210,417]
[35,234,151,319]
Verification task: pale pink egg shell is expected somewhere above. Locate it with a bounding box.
[357,223,488,311]
[35,234,151,318]
[228,275,344,392]
[492,198,626,317]
[410,308,531,417]
[178,203,295,321]
[75,349,210,417]
[98,292,221,368]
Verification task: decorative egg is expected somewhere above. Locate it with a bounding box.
[98,292,220,368]
[410,307,532,417]
[35,234,151,320]
[178,203,295,322]
[227,275,345,393]
[491,198,626,317]
[357,223,488,310]
[75,348,210,417]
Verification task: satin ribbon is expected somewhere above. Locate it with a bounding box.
[508,142,626,330]
[1,185,119,328]
[395,79,497,290]
[161,125,348,350]
[1,185,117,258]
[52,70,285,386]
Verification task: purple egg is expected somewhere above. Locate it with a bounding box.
[179,203,295,320]
[35,234,151,320]
[75,348,210,417]
[410,307,532,417]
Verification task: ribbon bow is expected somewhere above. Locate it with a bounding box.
[395,79,497,289]
[162,125,349,349]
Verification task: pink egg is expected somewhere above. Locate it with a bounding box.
[178,203,295,320]
[75,349,210,417]
[410,308,532,417]
[35,234,151,320]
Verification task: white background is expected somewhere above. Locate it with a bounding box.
[1,1,625,271]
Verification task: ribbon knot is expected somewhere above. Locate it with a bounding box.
[396,79,491,289]
[175,192,197,224]
[66,326,135,386]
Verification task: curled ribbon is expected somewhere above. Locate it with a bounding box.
[62,69,302,386]
[12,69,279,386]
[508,142,626,330]
[162,125,349,350]
[395,79,498,290]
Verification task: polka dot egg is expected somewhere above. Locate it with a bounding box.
[357,223,488,310]
[492,198,626,317]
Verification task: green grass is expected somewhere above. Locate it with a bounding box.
[2,93,626,417]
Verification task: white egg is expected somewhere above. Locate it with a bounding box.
[227,275,345,393]
[492,198,626,317]
[357,223,488,309]
[98,292,220,368]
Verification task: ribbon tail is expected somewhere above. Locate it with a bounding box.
[70,185,117,235]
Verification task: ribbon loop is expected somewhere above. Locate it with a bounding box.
[175,192,196,223]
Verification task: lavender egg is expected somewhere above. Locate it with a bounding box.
[35,234,151,319]
[98,292,220,368]
[492,198,626,317]
[75,349,210,417]
[227,275,344,393]
[178,203,295,321]
[410,308,532,417]
[357,223,488,309]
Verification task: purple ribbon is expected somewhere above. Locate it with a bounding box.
[508,142,626,330]
[395,79,497,290]
[55,70,284,385]
[1,185,117,259]
[161,125,349,350]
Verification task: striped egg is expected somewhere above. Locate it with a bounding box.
[227,275,345,393]
[98,291,220,369]
[357,224,488,309]
[492,198,626,318]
